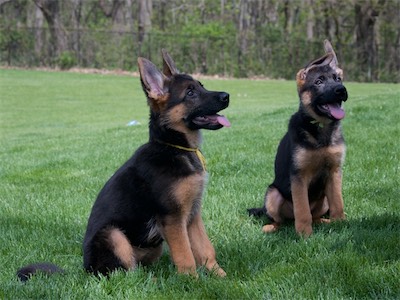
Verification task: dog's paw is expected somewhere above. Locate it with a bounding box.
[297,228,313,237]
[314,218,331,224]
[213,267,227,277]
[262,223,279,233]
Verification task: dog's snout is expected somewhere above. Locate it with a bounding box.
[219,92,229,103]
[335,85,348,101]
[335,86,346,95]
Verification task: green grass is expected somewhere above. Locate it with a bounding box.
[1,69,399,299]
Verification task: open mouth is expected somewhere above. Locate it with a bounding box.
[192,114,231,128]
[318,102,345,120]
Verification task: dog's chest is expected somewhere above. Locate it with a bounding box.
[170,173,206,216]
[294,144,345,176]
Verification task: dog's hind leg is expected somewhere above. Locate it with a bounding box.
[311,196,330,224]
[107,228,135,270]
[83,227,136,275]
[188,212,226,277]
[262,187,290,233]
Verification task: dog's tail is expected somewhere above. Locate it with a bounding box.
[247,206,267,217]
[17,262,65,282]
[247,206,275,223]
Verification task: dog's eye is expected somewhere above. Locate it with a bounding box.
[187,90,194,97]
[333,74,341,82]
[315,79,323,85]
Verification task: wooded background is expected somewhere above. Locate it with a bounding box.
[1,0,399,82]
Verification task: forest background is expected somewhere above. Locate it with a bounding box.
[0,0,399,82]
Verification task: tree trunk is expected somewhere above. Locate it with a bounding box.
[138,0,152,44]
[237,0,249,76]
[355,0,385,81]
[305,0,314,40]
[71,0,82,63]
[34,5,44,59]
[33,0,67,61]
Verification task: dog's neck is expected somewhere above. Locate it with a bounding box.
[298,105,334,129]
[149,120,202,149]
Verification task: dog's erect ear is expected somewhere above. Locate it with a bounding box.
[304,53,333,74]
[137,57,168,103]
[324,40,338,68]
[161,49,179,77]
[324,39,344,78]
[297,54,332,90]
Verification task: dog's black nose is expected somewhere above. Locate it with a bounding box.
[334,86,346,95]
[335,85,348,101]
[219,92,229,103]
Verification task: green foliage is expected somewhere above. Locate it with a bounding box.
[57,51,77,70]
[0,69,399,299]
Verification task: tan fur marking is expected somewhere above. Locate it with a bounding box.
[291,145,345,236]
[148,92,169,112]
[294,145,345,175]
[162,103,201,147]
[336,68,344,79]
[325,169,345,220]
[265,188,294,223]
[171,174,205,216]
[291,178,313,236]
[296,69,306,92]
[160,174,207,277]
[316,218,331,224]
[161,219,197,276]
[262,223,279,233]
[188,212,226,277]
[133,245,163,265]
[107,228,134,269]
[299,90,329,124]
[310,196,329,219]
[163,103,188,133]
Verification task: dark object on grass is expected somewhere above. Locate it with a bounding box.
[17,262,65,282]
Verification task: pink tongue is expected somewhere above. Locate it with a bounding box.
[328,103,345,120]
[217,115,231,127]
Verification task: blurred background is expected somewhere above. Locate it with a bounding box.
[0,0,398,82]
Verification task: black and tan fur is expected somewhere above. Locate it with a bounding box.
[82,50,229,277]
[17,50,229,281]
[248,40,348,237]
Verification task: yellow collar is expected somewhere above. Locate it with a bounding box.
[310,119,325,128]
[157,141,206,171]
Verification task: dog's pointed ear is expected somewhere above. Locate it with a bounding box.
[161,49,179,77]
[324,39,344,78]
[137,57,169,111]
[324,40,338,68]
[137,57,168,101]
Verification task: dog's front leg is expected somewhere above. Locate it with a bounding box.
[291,178,313,236]
[161,217,197,276]
[326,169,345,220]
[188,212,226,277]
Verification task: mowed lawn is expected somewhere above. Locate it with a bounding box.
[1,69,399,299]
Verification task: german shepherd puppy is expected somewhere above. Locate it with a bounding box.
[82,50,229,277]
[17,50,229,281]
[248,40,348,237]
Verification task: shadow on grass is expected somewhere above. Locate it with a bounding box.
[230,211,400,279]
